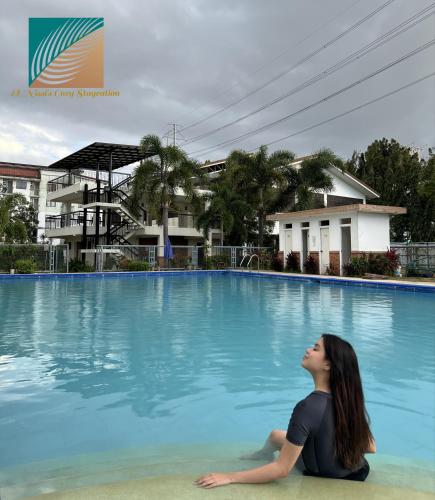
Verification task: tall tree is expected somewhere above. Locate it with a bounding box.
[289,148,336,211]
[195,177,253,246]
[130,135,205,247]
[0,193,38,243]
[225,146,295,247]
[345,138,434,241]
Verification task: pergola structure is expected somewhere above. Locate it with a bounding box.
[47,142,152,251]
[48,142,151,184]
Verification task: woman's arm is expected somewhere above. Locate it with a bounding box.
[365,436,377,453]
[228,461,286,484]
[194,441,303,488]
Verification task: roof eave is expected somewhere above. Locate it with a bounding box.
[266,204,407,221]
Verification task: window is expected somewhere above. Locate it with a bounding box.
[31,197,39,209]
[46,200,57,207]
[285,223,292,229]
[30,181,39,195]
[340,217,351,225]
[301,222,310,228]
[320,220,329,226]
[1,179,13,193]
[16,180,27,189]
[327,195,363,207]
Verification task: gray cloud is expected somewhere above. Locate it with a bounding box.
[1,0,434,167]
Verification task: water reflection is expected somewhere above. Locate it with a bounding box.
[0,275,434,466]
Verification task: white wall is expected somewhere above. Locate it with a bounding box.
[357,213,391,251]
[39,169,67,243]
[278,210,393,257]
[279,213,356,254]
[326,171,367,202]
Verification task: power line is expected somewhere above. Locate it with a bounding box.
[187,39,435,156]
[251,72,435,151]
[181,0,397,133]
[174,0,363,128]
[182,5,435,146]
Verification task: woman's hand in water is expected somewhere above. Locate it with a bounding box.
[194,472,233,488]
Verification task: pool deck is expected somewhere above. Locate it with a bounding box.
[2,444,433,500]
[1,268,434,293]
[27,474,435,500]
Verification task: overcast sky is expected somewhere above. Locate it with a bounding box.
[1,0,434,169]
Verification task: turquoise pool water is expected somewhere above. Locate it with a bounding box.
[0,273,434,495]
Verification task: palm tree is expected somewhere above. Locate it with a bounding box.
[268,148,337,215]
[195,179,253,246]
[226,146,295,247]
[130,134,205,248]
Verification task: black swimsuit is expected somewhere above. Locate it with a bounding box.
[286,390,370,481]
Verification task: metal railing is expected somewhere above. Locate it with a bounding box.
[390,242,435,271]
[0,243,69,274]
[211,246,272,268]
[93,245,273,272]
[47,171,131,192]
[96,245,206,272]
[45,210,103,230]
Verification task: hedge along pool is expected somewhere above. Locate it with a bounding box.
[0,272,434,498]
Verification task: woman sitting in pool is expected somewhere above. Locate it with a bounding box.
[194,333,376,489]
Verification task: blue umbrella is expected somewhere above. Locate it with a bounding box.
[164,237,174,261]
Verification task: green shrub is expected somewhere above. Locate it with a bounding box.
[127,260,150,271]
[271,253,283,272]
[344,251,398,277]
[343,255,368,277]
[285,251,300,272]
[368,254,390,275]
[0,244,41,272]
[68,258,94,272]
[258,251,272,270]
[325,264,339,276]
[205,254,230,269]
[304,255,319,274]
[15,258,37,274]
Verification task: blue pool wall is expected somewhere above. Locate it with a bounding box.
[0,269,434,293]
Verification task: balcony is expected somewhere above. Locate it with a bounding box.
[45,210,105,237]
[47,171,131,203]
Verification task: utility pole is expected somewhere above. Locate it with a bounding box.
[162,123,185,147]
[169,123,182,146]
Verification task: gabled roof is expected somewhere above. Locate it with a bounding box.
[327,164,379,199]
[199,156,379,199]
[266,203,406,221]
[48,142,148,171]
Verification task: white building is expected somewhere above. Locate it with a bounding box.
[0,161,66,242]
[43,142,221,264]
[266,162,406,275]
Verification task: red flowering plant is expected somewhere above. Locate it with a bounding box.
[385,249,400,275]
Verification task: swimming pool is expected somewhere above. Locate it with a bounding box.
[0,272,434,498]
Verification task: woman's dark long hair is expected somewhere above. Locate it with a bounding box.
[322,334,374,470]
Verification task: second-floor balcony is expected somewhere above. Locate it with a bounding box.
[45,209,218,239]
[47,171,131,204]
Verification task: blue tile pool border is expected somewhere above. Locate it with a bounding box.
[229,270,435,294]
[0,270,227,280]
[0,269,434,293]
